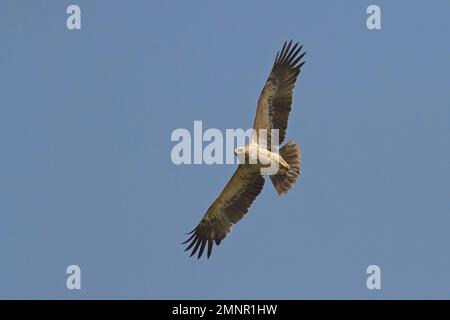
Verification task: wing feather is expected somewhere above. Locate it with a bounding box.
[252,41,306,148]
[184,165,265,259]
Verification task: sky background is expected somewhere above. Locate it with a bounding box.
[0,0,449,299]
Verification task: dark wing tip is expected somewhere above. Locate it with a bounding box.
[197,240,207,259]
[186,228,196,235]
[184,233,199,251]
[181,231,196,245]
[183,228,216,260]
[275,41,306,70]
[275,41,288,64]
[190,237,202,257]
[207,240,213,259]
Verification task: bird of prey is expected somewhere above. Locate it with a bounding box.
[183,41,306,259]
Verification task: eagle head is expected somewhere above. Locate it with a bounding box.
[234,146,245,156]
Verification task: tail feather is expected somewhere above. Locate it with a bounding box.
[270,141,301,195]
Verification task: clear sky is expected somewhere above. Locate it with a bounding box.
[0,0,449,299]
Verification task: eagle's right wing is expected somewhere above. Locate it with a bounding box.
[251,41,306,149]
[183,165,265,259]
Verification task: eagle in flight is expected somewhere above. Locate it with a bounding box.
[184,41,306,259]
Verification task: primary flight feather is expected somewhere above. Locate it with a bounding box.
[184,40,306,259]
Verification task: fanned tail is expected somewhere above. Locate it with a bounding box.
[270,141,301,195]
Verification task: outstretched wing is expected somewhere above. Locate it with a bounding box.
[183,165,265,259]
[252,40,306,148]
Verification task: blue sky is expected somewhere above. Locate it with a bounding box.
[0,0,449,299]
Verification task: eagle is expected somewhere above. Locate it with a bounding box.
[183,40,306,259]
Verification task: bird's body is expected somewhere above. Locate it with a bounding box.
[235,144,291,175]
[184,41,306,259]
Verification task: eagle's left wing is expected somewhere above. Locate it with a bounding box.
[183,165,265,259]
[251,41,306,149]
